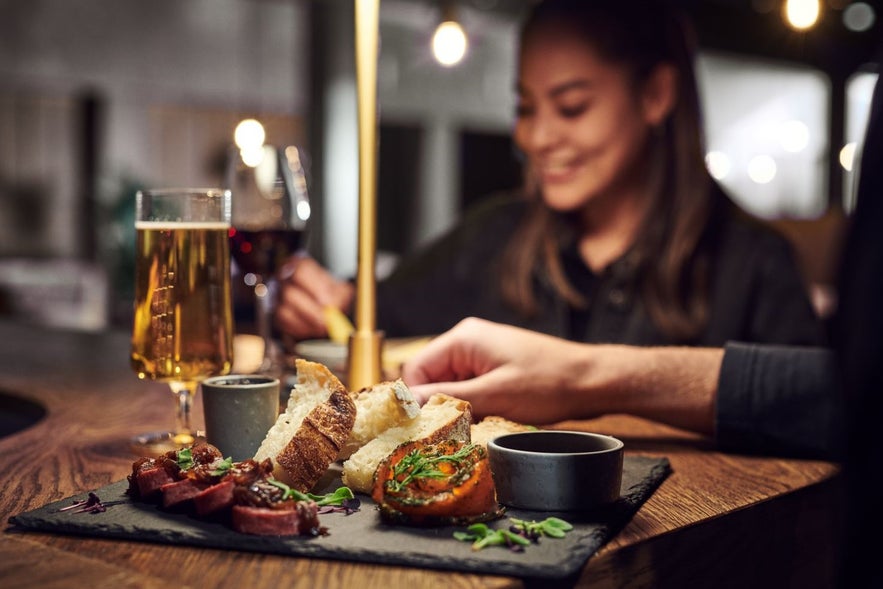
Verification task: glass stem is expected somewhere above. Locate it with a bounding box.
[169,381,197,445]
[255,279,279,374]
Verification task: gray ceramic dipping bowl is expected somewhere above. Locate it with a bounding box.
[201,375,279,461]
[487,430,624,511]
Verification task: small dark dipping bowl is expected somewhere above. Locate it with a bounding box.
[487,430,624,511]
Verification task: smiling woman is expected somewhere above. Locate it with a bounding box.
[275,0,827,352]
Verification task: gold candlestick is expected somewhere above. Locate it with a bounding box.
[348,0,384,390]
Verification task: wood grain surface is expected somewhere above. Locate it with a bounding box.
[0,321,842,588]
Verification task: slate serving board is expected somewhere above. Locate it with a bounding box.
[8,455,670,581]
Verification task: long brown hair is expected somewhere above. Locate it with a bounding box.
[501,0,714,342]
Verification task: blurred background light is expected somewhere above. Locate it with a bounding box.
[705,150,732,180]
[254,145,278,192]
[234,118,266,150]
[432,21,468,66]
[235,118,267,168]
[748,154,778,184]
[840,142,857,172]
[784,0,820,30]
[843,2,876,32]
[240,145,266,167]
[779,120,810,152]
[297,199,312,221]
[432,2,468,67]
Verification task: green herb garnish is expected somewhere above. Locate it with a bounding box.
[267,479,356,506]
[309,486,357,506]
[509,516,574,538]
[453,517,574,552]
[176,448,193,470]
[389,443,477,493]
[453,523,532,552]
[210,457,234,477]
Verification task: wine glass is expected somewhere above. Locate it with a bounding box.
[228,145,310,375]
[130,188,234,452]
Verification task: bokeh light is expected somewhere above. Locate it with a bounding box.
[780,120,810,153]
[747,155,777,184]
[432,21,468,67]
[840,142,857,172]
[705,151,732,180]
[784,0,820,30]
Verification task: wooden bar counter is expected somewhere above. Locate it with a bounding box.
[0,320,842,588]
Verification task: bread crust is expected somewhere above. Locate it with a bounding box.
[273,389,356,491]
[254,359,357,493]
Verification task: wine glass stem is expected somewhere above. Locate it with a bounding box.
[255,279,278,373]
[169,381,197,445]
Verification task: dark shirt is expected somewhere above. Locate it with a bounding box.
[716,341,841,460]
[377,188,826,348]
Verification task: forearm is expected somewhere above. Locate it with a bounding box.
[564,344,723,436]
[564,341,843,460]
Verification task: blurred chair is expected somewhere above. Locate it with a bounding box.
[0,258,108,331]
[771,208,849,320]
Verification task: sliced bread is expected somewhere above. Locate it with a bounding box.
[341,393,472,495]
[470,416,534,449]
[253,359,356,492]
[339,378,421,461]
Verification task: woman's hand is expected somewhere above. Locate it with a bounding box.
[274,255,355,342]
[401,317,592,424]
[401,316,720,433]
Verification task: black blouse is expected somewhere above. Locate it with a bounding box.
[376,190,827,348]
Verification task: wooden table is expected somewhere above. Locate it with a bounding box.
[0,320,842,588]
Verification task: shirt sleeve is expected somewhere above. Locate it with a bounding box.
[715,341,843,460]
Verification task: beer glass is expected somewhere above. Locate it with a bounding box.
[130,188,234,450]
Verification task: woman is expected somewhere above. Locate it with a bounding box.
[276,0,825,348]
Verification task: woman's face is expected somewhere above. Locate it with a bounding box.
[513,27,659,214]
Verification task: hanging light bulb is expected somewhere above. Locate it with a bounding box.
[234,118,266,168]
[234,118,265,150]
[784,0,820,30]
[432,3,468,67]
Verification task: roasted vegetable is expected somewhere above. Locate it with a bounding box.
[372,439,504,526]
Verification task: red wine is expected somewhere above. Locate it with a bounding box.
[229,228,303,278]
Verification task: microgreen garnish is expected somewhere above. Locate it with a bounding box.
[453,517,574,552]
[267,479,360,513]
[389,443,477,493]
[453,523,531,552]
[316,494,362,515]
[176,448,193,471]
[310,486,358,507]
[210,457,234,477]
[58,492,106,514]
[509,516,574,539]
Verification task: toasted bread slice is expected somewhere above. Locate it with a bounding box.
[470,416,534,449]
[338,379,421,461]
[341,393,472,495]
[253,359,356,492]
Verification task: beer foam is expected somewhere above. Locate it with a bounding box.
[135,221,230,230]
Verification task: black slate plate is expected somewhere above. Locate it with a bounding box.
[8,455,670,581]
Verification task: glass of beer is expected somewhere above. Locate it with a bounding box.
[130,188,234,451]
